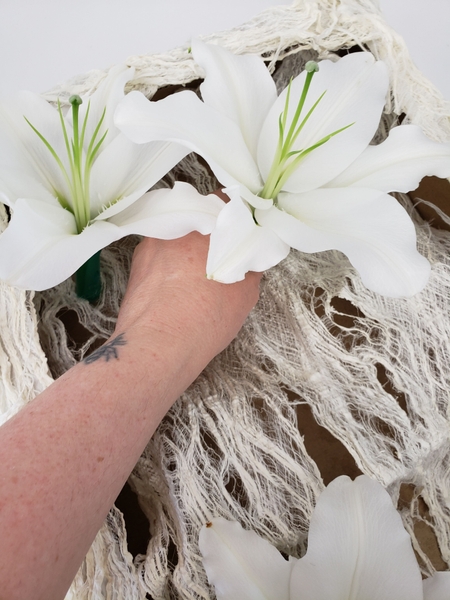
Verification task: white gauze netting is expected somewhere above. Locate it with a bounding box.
[1,0,450,598]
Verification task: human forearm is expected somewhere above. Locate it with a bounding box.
[0,325,201,599]
[0,233,260,600]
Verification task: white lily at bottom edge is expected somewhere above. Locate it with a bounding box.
[199,475,450,600]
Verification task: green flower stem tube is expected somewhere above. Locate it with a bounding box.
[75,251,102,303]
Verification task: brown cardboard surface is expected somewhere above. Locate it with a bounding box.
[412,176,450,230]
[293,179,450,570]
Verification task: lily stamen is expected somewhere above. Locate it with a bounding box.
[272,121,355,197]
[25,95,108,234]
[260,60,354,200]
[282,61,319,153]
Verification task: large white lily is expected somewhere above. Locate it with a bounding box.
[199,475,450,600]
[0,64,224,293]
[115,41,450,297]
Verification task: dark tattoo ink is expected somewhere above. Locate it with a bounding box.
[84,333,127,364]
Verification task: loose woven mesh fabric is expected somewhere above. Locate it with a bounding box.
[1,0,450,597]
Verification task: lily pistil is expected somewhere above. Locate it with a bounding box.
[260,61,354,200]
[25,95,108,234]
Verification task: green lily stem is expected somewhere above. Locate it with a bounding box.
[75,251,102,303]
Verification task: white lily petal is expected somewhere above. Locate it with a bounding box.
[0,198,121,290]
[109,181,224,237]
[290,475,423,600]
[115,89,262,192]
[222,185,272,210]
[326,124,450,192]
[0,91,73,202]
[69,64,134,146]
[0,166,59,207]
[199,518,294,600]
[257,188,430,297]
[206,192,290,282]
[192,39,277,159]
[258,52,389,193]
[423,572,450,600]
[90,134,188,218]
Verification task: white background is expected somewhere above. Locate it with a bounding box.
[0,0,449,99]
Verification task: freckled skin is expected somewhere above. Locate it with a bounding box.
[0,232,260,600]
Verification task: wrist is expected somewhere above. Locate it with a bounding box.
[106,321,207,410]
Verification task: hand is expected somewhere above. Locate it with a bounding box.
[115,231,261,370]
[0,222,261,600]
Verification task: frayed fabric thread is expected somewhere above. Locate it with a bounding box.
[1,0,450,598]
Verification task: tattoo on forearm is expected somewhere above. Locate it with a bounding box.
[83,333,127,364]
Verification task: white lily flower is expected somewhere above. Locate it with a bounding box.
[0,64,224,292]
[199,475,450,600]
[115,41,450,297]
